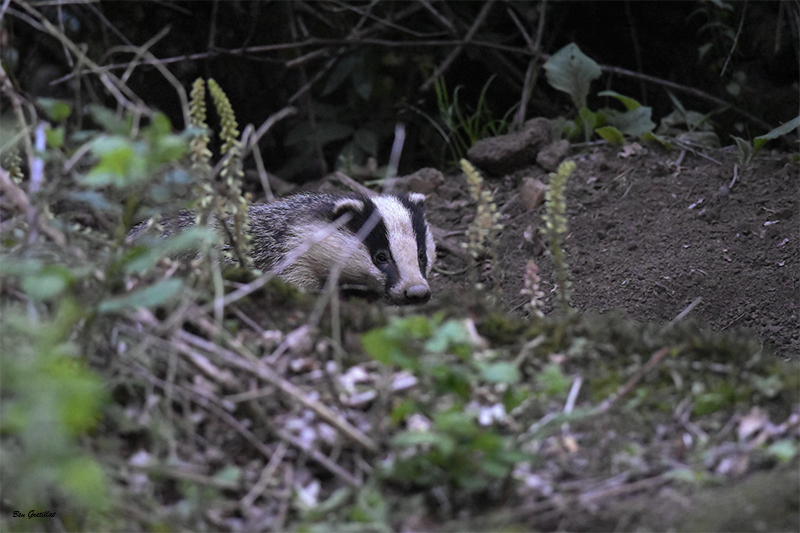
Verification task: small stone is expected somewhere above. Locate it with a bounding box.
[466,117,552,175]
[519,177,546,210]
[395,167,445,195]
[536,139,571,172]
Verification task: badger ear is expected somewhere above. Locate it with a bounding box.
[331,197,366,219]
[406,192,427,205]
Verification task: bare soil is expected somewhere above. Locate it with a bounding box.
[428,143,799,360]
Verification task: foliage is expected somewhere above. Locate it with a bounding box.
[0,96,215,525]
[460,159,503,294]
[544,43,656,144]
[732,115,800,166]
[432,76,514,164]
[362,314,529,492]
[541,160,575,313]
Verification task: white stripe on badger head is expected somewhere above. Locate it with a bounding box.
[371,195,429,291]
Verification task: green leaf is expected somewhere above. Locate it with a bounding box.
[603,106,656,137]
[642,132,673,150]
[98,278,183,313]
[87,104,130,135]
[393,431,456,456]
[67,191,122,216]
[754,115,799,151]
[767,439,798,463]
[537,363,570,396]
[480,362,520,384]
[46,127,65,148]
[82,136,135,186]
[323,54,358,96]
[424,319,470,353]
[598,90,642,111]
[543,43,602,110]
[578,106,599,130]
[434,410,477,436]
[59,456,109,510]
[21,265,73,300]
[38,98,72,121]
[125,227,216,274]
[149,112,173,136]
[596,126,625,145]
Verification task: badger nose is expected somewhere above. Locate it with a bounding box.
[404,283,431,304]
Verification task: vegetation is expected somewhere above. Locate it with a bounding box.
[1,1,797,531]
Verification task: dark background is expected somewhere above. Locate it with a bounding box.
[6,1,798,184]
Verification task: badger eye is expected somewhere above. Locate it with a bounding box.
[373,249,390,266]
[418,250,427,265]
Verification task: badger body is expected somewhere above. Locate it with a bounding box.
[248,193,435,305]
[140,193,435,305]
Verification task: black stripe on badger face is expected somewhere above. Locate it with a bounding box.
[332,196,400,293]
[398,193,431,275]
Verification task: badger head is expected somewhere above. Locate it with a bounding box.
[329,193,436,305]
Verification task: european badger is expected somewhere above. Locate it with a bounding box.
[143,193,436,305]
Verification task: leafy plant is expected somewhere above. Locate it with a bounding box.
[0,99,214,523]
[544,43,656,144]
[542,160,576,313]
[362,314,529,492]
[732,115,800,166]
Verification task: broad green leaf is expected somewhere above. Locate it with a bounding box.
[598,90,642,111]
[352,56,373,101]
[323,54,358,96]
[87,104,130,135]
[59,456,109,510]
[424,319,470,353]
[45,127,65,148]
[82,136,134,186]
[578,106,599,130]
[98,278,183,313]
[602,106,656,137]
[37,98,72,121]
[544,43,602,110]
[754,115,799,151]
[21,265,73,300]
[537,363,569,396]
[596,126,625,145]
[149,112,173,136]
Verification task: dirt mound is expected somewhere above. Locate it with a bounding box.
[428,142,798,359]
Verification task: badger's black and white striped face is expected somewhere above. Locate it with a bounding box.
[332,193,435,305]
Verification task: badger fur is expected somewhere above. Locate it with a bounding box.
[140,193,436,305]
[249,193,435,305]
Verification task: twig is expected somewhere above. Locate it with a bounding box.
[419,0,496,93]
[0,167,66,247]
[335,171,374,196]
[175,327,379,454]
[594,343,689,414]
[600,64,773,132]
[721,0,748,77]
[667,296,702,326]
[729,163,738,190]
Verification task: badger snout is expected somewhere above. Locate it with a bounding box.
[390,281,430,305]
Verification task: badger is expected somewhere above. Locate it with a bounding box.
[249,192,435,305]
[140,192,436,305]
